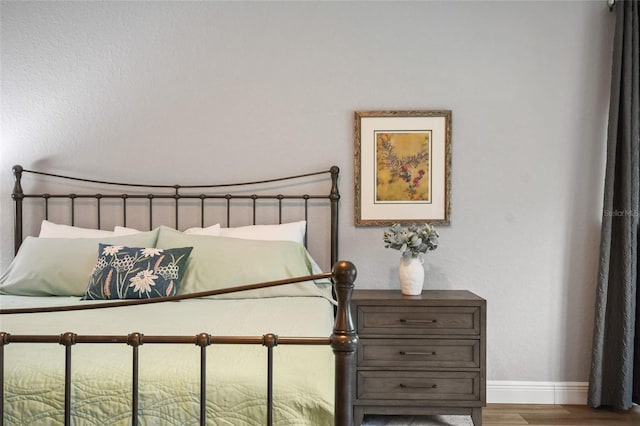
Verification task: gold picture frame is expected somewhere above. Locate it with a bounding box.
[354,110,452,226]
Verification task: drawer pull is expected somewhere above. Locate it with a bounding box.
[400,319,438,324]
[399,383,438,389]
[399,351,436,356]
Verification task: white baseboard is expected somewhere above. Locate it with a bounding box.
[487,381,588,405]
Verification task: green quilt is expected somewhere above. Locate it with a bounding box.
[1,296,335,425]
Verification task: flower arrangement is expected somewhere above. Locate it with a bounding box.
[383,223,439,258]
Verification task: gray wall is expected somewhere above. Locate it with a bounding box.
[1,0,614,384]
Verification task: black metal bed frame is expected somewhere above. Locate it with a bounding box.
[1,164,358,426]
[11,164,341,262]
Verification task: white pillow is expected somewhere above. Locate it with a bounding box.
[220,221,306,244]
[113,224,221,236]
[184,224,221,236]
[114,221,305,243]
[38,220,115,238]
[112,226,141,235]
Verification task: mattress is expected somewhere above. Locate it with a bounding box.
[1,295,336,425]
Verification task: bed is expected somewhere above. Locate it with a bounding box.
[0,164,357,426]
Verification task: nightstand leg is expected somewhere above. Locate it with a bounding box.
[353,407,364,426]
[471,407,482,426]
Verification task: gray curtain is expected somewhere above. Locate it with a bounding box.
[589,0,640,410]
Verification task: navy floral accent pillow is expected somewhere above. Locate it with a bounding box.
[82,244,193,300]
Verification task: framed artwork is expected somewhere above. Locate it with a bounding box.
[354,110,451,226]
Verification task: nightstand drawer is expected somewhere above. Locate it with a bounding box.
[357,306,480,336]
[358,339,479,369]
[357,371,480,401]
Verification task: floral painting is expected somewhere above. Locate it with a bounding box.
[375,131,431,202]
[354,110,451,226]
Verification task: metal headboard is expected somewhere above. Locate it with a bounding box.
[12,165,340,267]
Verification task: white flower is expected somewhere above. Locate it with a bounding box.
[157,263,179,280]
[92,257,108,274]
[103,245,124,256]
[113,255,135,272]
[128,270,158,295]
[141,248,163,257]
[383,223,439,258]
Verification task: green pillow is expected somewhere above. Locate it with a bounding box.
[155,226,324,299]
[0,230,159,297]
[82,244,192,300]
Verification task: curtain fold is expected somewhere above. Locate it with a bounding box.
[589,0,640,410]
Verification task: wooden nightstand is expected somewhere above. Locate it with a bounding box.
[351,290,486,426]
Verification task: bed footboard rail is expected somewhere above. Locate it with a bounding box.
[0,332,332,426]
[0,262,358,426]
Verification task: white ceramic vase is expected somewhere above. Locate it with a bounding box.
[398,256,425,295]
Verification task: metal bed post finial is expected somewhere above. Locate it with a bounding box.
[12,165,23,194]
[331,260,357,426]
[59,332,77,426]
[195,332,212,426]
[127,332,144,425]
[12,165,24,255]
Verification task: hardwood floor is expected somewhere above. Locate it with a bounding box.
[362,405,640,425]
[484,404,640,425]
